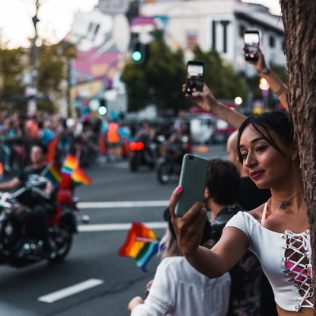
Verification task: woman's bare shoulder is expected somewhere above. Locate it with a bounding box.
[248,203,266,221]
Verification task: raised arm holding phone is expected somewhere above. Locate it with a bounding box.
[249,49,289,110]
[243,29,288,110]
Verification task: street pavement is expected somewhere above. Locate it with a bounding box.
[0,144,227,316]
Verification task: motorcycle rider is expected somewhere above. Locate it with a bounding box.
[136,121,156,141]
[167,120,191,160]
[133,121,157,163]
[0,142,56,256]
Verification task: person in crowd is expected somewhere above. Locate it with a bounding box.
[169,109,313,315]
[127,212,231,316]
[226,132,277,315]
[106,118,122,162]
[135,121,156,142]
[0,143,56,255]
[204,158,262,315]
[161,120,192,164]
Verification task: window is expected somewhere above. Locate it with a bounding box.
[87,22,100,41]
[212,20,217,50]
[220,20,230,53]
[269,35,275,48]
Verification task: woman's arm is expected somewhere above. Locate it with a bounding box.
[248,49,289,111]
[169,186,249,278]
[183,84,246,129]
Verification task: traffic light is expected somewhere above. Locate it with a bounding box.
[98,98,107,116]
[131,40,146,63]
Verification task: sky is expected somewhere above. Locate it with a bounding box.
[0,0,281,48]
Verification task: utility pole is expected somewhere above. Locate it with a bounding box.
[27,0,40,116]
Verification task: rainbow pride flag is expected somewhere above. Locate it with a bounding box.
[72,167,92,185]
[119,222,159,271]
[46,164,62,187]
[61,154,78,175]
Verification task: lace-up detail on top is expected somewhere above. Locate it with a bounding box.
[283,230,314,310]
[225,209,314,312]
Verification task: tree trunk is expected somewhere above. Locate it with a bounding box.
[280,1,316,312]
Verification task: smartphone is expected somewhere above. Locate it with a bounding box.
[185,61,204,94]
[175,154,209,217]
[243,30,260,62]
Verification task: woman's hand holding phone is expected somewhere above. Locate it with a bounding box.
[169,186,207,257]
[244,48,267,74]
[182,83,220,113]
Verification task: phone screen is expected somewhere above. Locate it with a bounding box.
[186,61,204,94]
[187,64,204,78]
[244,33,260,46]
[243,31,260,62]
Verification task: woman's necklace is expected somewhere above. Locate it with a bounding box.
[272,192,304,209]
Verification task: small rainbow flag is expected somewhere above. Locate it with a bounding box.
[71,167,92,185]
[0,162,3,179]
[46,164,62,187]
[119,222,159,271]
[62,154,78,175]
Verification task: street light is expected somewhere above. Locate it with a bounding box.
[234,96,243,106]
[259,77,270,109]
[28,0,40,116]
[259,77,270,91]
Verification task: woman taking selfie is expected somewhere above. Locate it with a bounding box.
[169,108,313,315]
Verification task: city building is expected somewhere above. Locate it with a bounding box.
[67,0,285,117]
[141,0,285,76]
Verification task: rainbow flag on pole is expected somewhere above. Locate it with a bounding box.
[118,222,159,271]
[61,154,79,175]
[46,164,62,187]
[71,167,92,185]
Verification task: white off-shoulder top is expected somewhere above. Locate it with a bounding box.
[225,210,314,312]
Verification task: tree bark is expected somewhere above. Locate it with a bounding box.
[280,1,316,311]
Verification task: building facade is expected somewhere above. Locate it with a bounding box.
[141,0,285,76]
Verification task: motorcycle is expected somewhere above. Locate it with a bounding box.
[0,175,82,267]
[128,134,159,172]
[156,135,192,184]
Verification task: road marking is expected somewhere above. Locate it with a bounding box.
[78,200,169,209]
[38,279,103,303]
[78,222,167,232]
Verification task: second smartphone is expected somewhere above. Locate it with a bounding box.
[243,29,260,62]
[185,60,204,94]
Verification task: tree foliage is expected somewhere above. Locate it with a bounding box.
[0,40,76,114]
[121,31,248,114]
[120,62,150,112]
[193,47,248,101]
[0,47,26,112]
[36,41,76,113]
[121,30,189,114]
